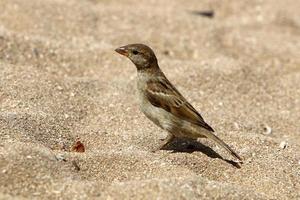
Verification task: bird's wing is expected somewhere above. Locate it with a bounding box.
[145,77,214,132]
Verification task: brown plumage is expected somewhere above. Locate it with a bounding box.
[115,43,242,161]
[145,78,215,132]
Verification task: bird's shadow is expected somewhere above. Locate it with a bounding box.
[162,138,241,168]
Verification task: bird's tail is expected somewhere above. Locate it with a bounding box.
[201,130,242,161]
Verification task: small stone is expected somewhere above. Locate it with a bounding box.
[57,86,63,91]
[109,103,114,108]
[56,153,67,161]
[70,140,85,153]
[233,122,239,130]
[279,141,288,149]
[262,124,272,135]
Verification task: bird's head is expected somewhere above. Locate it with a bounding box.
[115,44,158,70]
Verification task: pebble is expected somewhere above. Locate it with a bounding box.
[109,103,114,108]
[57,86,63,91]
[56,153,67,161]
[262,124,272,135]
[279,141,288,149]
[233,122,239,130]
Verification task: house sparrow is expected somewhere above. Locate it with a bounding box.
[115,44,242,161]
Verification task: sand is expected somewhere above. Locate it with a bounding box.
[0,0,300,199]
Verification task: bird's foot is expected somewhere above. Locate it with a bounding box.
[151,134,175,152]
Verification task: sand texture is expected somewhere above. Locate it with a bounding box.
[0,0,300,199]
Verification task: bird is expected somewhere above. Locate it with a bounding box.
[115,43,242,161]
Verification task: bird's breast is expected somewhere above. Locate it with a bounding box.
[136,73,177,132]
[137,89,175,132]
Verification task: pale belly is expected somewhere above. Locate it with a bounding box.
[135,74,201,138]
[138,95,190,138]
[139,99,166,129]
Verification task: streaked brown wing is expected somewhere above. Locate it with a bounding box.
[145,77,214,132]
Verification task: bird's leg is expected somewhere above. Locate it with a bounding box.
[152,133,175,152]
[159,133,175,149]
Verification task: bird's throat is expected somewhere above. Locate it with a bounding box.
[136,62,160,74]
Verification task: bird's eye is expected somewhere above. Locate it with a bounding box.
[132,50,139,55]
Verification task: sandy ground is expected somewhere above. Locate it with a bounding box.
[0,0,300,199]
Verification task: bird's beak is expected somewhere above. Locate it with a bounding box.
[115,46,129,57]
